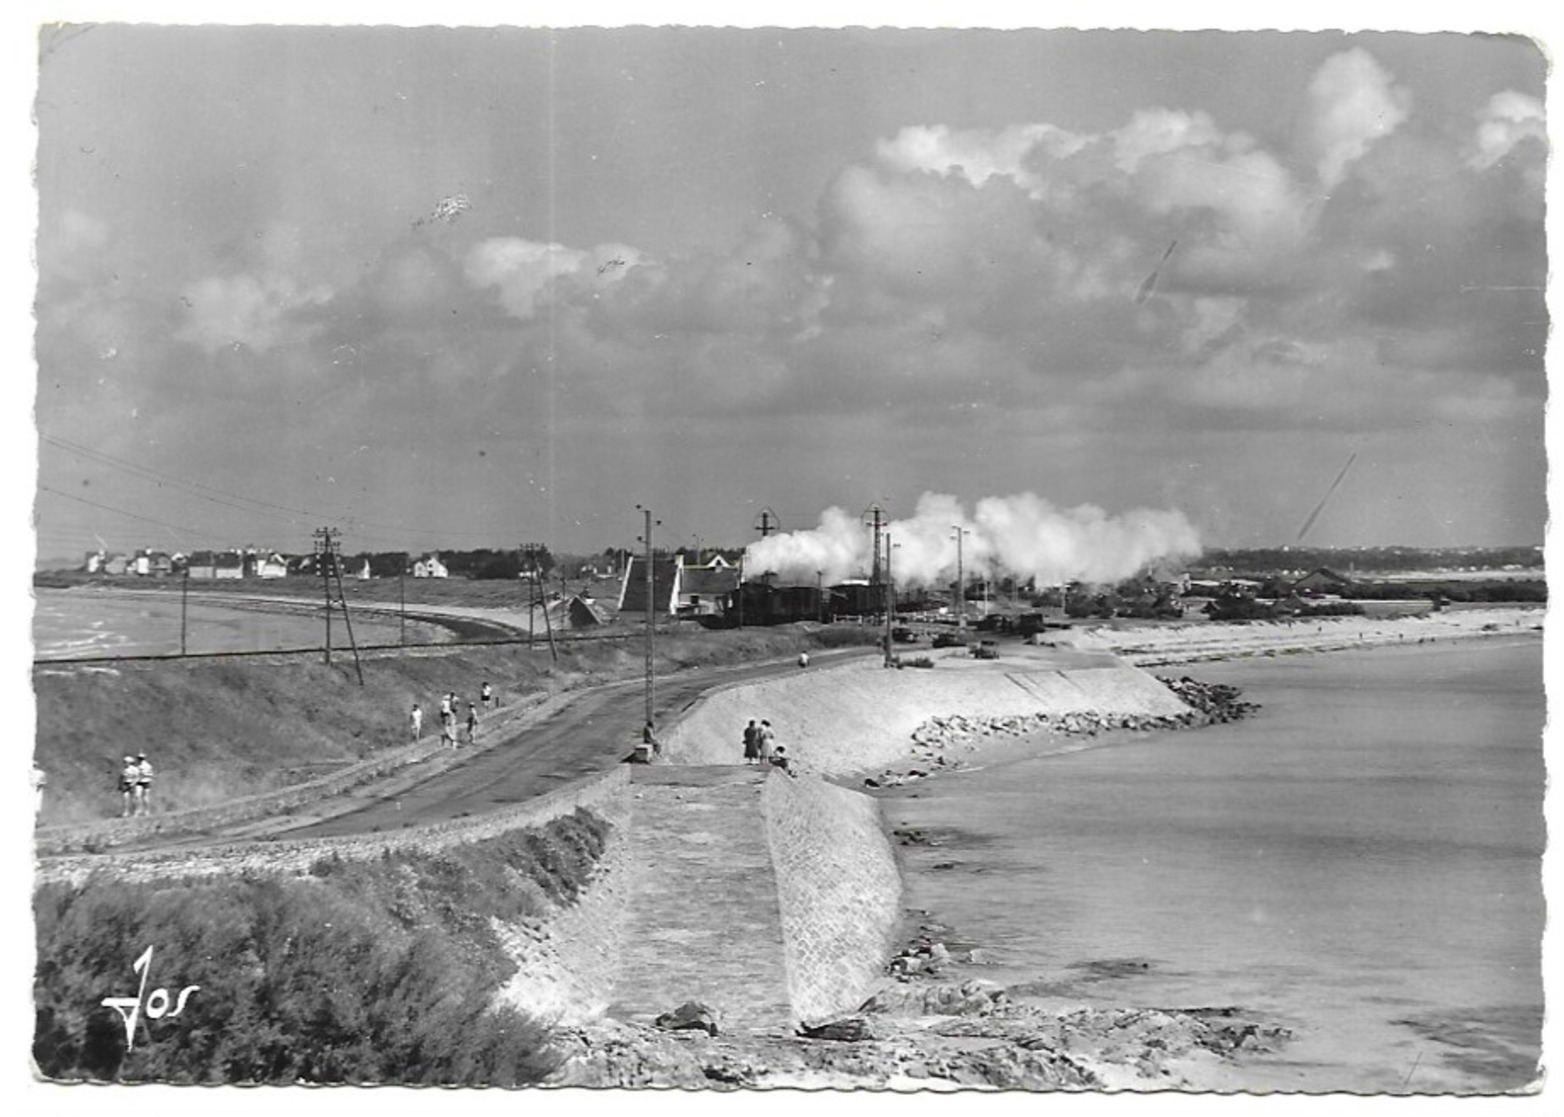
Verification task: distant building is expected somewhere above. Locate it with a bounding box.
[558,594,609,629]
[678,560,741,616]
[254,552,288,579]
[617,556,681,615]
[103,553,128,576]
[412,553,448,579]
[83,550,104,574]
[213,550,245,580]
[1292,568,1356,596]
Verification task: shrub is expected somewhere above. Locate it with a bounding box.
[32,808,615,1085]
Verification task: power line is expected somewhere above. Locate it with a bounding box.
[40,433,525,546]
[37,485,206,537]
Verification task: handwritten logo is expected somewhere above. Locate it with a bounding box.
[101,946,200,1050]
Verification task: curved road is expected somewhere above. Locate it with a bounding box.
[239,646,875,843]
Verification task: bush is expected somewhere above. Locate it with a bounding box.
[33,809,614,1085]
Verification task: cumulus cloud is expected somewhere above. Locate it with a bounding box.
[1467,89,1545,171]
[745,491,1200,589]
[463,236,647,319]
[1303,48,1413,189]
[174,272,332,354]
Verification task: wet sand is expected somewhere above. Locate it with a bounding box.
[874,636,1545,1093]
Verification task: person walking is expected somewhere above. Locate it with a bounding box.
[440,692,454,730]
[134,752,155,817]
[481,681,493,710]
[465,701,479,745]
[410,702,424,741]
[798,651,810,669]
[118,755,140,818]
[759,720,777,765]
[743,719,761,765]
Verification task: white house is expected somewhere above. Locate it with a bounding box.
[413,553,449,579]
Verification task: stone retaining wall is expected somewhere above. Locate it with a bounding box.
[662,659,1193,777]
[36,766,630,887]
[763,772,901,1026]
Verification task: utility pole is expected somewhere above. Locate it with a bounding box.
[399,553,407,647]
[315,527,364,684]
[636,505,660,729]
[315,528,334,666]
[179,562,189,656]
[864,503,886,591]
[883,531,894,666]
[755,507,780,538]
[952,526,970,631]
[816,569,824,624]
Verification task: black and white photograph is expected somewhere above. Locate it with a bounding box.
[10,1,1555,1103]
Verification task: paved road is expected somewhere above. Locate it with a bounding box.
[252,647,875,841]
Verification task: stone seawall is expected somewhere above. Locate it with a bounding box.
[662,657,1192,777]
[35,765,631,887]
[763,772,901,1026]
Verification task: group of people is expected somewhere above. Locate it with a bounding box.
[742,718,794,775]
[410,681,496,749]
[117,751,155,817]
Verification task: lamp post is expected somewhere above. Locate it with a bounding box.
[816,569,824,623]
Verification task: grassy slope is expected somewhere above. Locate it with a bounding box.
[34,808,612,1084]
[34,622,878,826]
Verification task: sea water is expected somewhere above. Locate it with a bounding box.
[32,589,428,659]
[880,636,1545,1093]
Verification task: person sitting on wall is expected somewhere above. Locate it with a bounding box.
[643,721,662,758]
[769,746,797,777]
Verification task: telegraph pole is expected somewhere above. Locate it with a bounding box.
[636,505,660,729]
[179,562,189,656]
[521,543,558,663]
[315,526,363,683]
[315,527,334,666]
[399,553,407,647]
[952,526,970,631]
[883,532,894,666]
[864,503,886,591]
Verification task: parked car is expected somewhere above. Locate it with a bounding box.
[932,632,965,648]
[891,626,918,643]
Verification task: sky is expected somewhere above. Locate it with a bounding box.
[24,13,1551,568]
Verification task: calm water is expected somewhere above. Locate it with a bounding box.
[32,589,440,659]
[881,637,1545,1093]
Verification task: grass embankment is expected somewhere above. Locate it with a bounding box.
[34,623,878,826]
[33,808,611,1085]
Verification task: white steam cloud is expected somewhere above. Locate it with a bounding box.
[743,492,1201,589]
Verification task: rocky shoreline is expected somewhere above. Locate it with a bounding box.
[862,672,1258,789]
[546,909,1293,1091]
